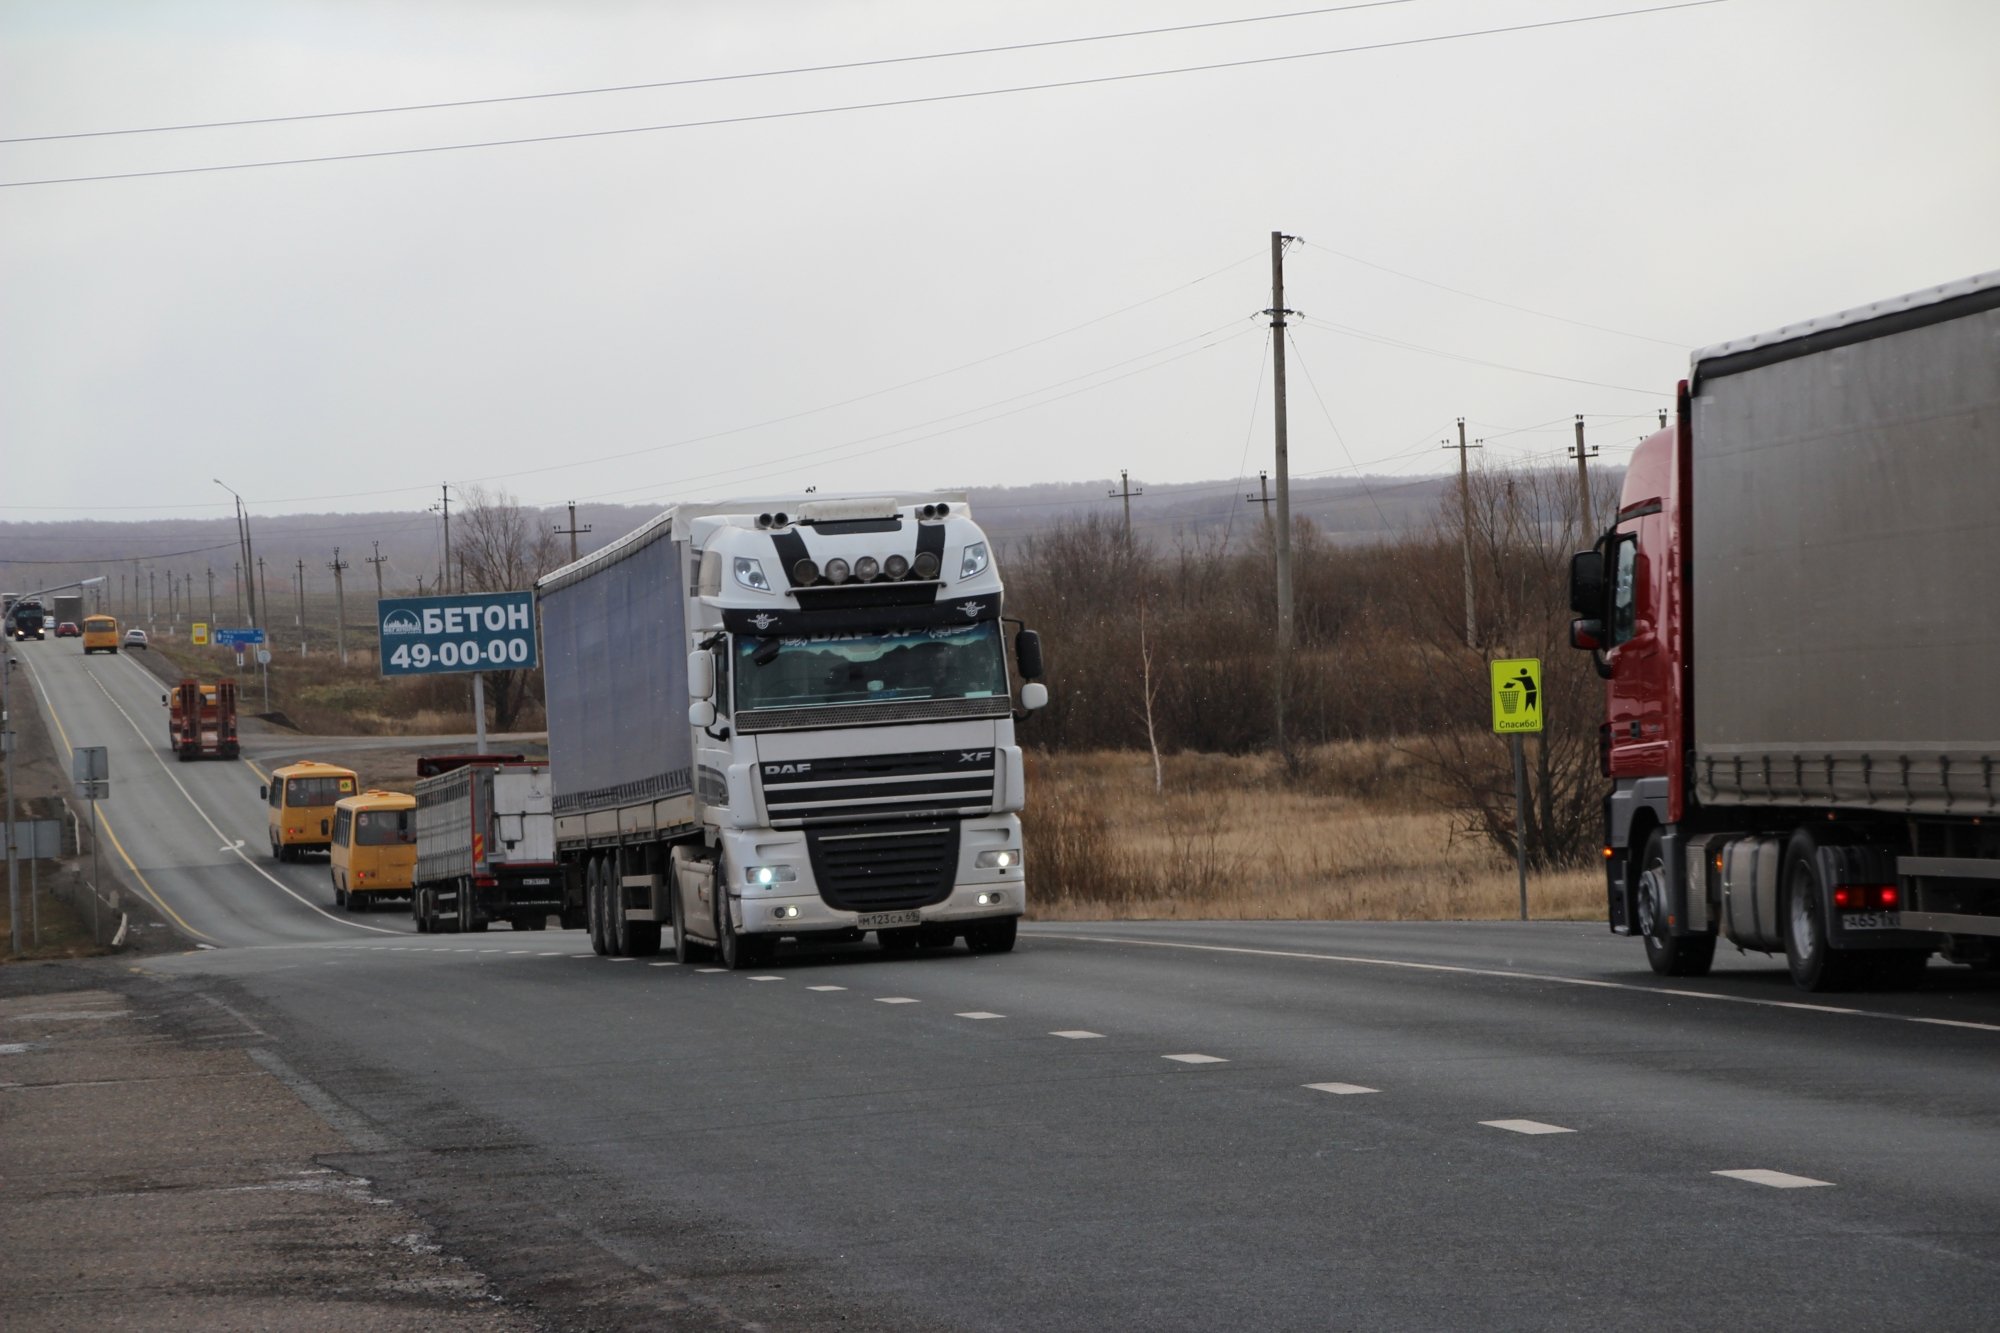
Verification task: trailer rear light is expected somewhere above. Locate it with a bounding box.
[475,876,498,888]
[1833,887,1856,909]
[1879,886,1899,908]
[1603,846,1615,860]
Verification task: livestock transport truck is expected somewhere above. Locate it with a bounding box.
[1569,271,2000,991]
[537,494,1048,969]
[411,755,560,933]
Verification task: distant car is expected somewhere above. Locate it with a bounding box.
[124,629,149,650]
[55,621,80,638]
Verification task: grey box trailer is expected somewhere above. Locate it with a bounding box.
[411,757,559,934]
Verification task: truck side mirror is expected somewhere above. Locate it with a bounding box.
[1015,628,1044,680]
[1570,619,1604,651]
[259,784,268,801]
[1569,550,1606,617]
[688,700,717,729]
[1020,682,1048,711]
[687,650,715,701]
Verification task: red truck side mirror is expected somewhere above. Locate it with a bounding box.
[1570,619,1603,651]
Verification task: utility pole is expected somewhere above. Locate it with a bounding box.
[207,568,215,625]
[1245,471,1275,530]
[148,568,156,624]
[366,541,388,602]
[1445,420,1482,650]
[328,548,350,666]
[439,483,453,594]
[295,559,307,658]
[1266,230,1298,767]
[1108,471,1143,547]
[555,502,592,564]
[1568,415,1599,543]
[232,564,242,622]
[257,558,269,646]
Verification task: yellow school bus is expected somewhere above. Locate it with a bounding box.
[264,760,360,862]
[82,615,120,654]
[329,790,417,912]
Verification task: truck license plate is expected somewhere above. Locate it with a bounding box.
[858,910,921,929]
[521,878,550,886]
[1840,911,1900,930]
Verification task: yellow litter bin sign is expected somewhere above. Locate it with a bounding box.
[1490,658,1543,734]
[191,622,210,646]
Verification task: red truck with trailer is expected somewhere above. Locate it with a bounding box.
[410,754,560,933]
[166,678,240,761]
[1569,271,2000,990]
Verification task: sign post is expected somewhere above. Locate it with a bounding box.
[1489,657,1545,922]
[376,591,538,754]
[73,747,110,943]
[25,818,61,946]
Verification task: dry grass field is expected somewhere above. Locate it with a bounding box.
[1023,743,1602,923]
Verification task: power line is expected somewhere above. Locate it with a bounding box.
[0,540,238,565]
[1293,315,1669,396]
[1297,242,1690,347]
[0,2,1731,190]
[2,2,1434,145]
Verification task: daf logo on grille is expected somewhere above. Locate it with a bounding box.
[764,762,812,775]
[960,750,993,764]
[957,600,986,618]
[749,612,778,631]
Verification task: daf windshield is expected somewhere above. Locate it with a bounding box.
[735,621,1008,711]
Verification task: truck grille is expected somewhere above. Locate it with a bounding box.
[760,749,997,827]
[805,823,961,913]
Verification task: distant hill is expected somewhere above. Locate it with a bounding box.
[0,472,1512,602]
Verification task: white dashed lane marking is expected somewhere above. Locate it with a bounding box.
[1304,1083,1378,1096]
[808,985,846,992]
[1051,1030,1104,1040]
[649,961,679,967]
[696,968,726,974]
[875,997,920,1005]
[749,976,784,982]
[1714,1169,1833,1189]
[1482,1119,1575,1136]
[956,1012,1005,1020]
[1163,1053,1227,1065]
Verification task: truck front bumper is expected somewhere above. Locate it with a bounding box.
[717,819,1025,937]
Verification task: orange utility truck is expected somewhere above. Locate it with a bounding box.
[166,678,240,761]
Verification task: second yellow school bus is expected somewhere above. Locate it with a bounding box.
[264,760,360,862]
[329,790,416,912]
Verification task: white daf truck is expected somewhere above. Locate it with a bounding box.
[537,494,1046,968]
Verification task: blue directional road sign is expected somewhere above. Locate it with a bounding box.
[212,627,266,647]
[378,591,537,678]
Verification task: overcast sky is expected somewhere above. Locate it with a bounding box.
[3,0,1994,526]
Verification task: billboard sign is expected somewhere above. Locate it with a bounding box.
[378,591,538,677]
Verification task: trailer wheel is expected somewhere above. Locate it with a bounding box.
[586,857,611,956]
[1635,831,1715,977]
[1784,831,1865,992]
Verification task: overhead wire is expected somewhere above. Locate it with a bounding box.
[1,1,1436,144]
[1293,314,1670,396]
[0,2,1732,190]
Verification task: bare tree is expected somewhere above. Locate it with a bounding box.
[454,486,563,732]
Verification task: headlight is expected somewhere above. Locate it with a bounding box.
[975,849,1019,870]
[959,543,990,580]
[824,557,851,585]
[885,553,910,579]
[734,557,772,592]
[744,865,798,886]
[911,551,940,580]
[855,556,880,582]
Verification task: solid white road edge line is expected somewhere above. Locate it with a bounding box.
[1035,933,2000,1035]
[81,657,402,936]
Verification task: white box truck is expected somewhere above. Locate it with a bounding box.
[536,494,1047,968]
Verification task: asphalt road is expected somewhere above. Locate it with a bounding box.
[17,640,2000,1329]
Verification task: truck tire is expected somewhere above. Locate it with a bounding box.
[587,857,612,956]
[607,855,633,957]
[1784,830,1865,992]
[965,917,1018,954]
[1635,830,1715,977]
[714,890,768,970]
